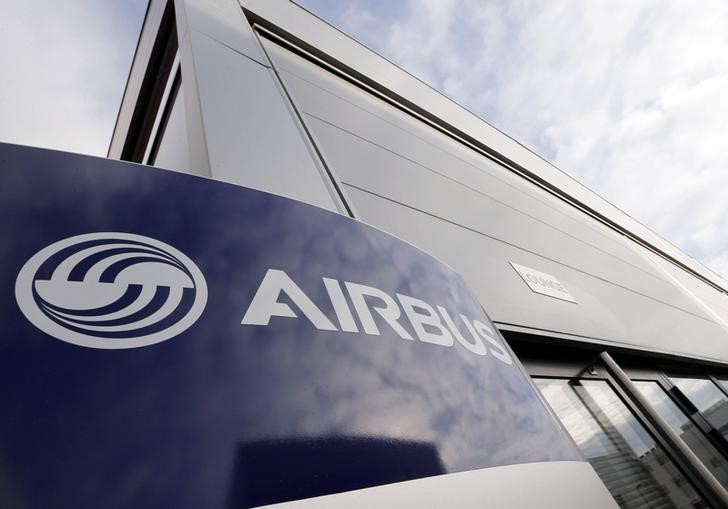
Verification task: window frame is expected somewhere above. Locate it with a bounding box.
[625,368,728,461]
[511,335,728,508]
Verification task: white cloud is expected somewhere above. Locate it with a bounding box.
[299,0,728,279]
[0,1,146,156]
[4,0,727,281]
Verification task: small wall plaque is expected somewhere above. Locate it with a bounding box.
[510,262,577,303]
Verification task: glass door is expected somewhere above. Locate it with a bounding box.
[507,333,728,508]
[535,377,707,508]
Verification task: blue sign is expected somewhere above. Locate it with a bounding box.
[0,143,578,508]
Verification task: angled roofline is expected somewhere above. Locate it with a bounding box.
[240,0,728,295]
[110,0,728,295]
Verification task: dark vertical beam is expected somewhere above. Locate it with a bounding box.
[120,0,178,163]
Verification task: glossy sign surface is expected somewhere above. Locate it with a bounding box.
[0,144,578,508]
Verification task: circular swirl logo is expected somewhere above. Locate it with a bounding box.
[15,232,208,349]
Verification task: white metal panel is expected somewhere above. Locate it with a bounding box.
[262,38,728,360]
[175,0,266,65]
[262,43,704,303]
[177,35,212,176]
[304,114,704,317]
[255,461,618,509]
[263,43,650,270]
[346,185,728,362]
[150,81,196,174]
[639,245,728,328]
[240,0,728,295]
[180,28,337,209]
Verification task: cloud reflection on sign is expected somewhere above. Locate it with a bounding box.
[0,145,578,508]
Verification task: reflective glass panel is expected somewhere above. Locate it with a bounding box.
[536,378,704,508]
[671,377,728,441]
[634,380,728,489]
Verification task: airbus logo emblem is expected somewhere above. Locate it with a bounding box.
[241,269,513,364]
[15,233,509,362]
[15,232,207,349]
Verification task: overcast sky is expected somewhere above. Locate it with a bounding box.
[2,1,728,280]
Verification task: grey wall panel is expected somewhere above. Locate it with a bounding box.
[345,185,728,362]
[263,43,664,279]
[242,0,728,295]
[261,40,728,356]
[175,0,266,66]
[305,115,707,319]
[640,246,728,328]
[178,35,213,176]
[182,29,337,209]
[150,80,198,175]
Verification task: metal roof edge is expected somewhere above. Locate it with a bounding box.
[238,0,728,294]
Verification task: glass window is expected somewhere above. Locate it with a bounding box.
[671,377,728,441]
[634,380,728,489]
[536,378,705,508]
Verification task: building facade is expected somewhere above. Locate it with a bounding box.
[107,1,728,507]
